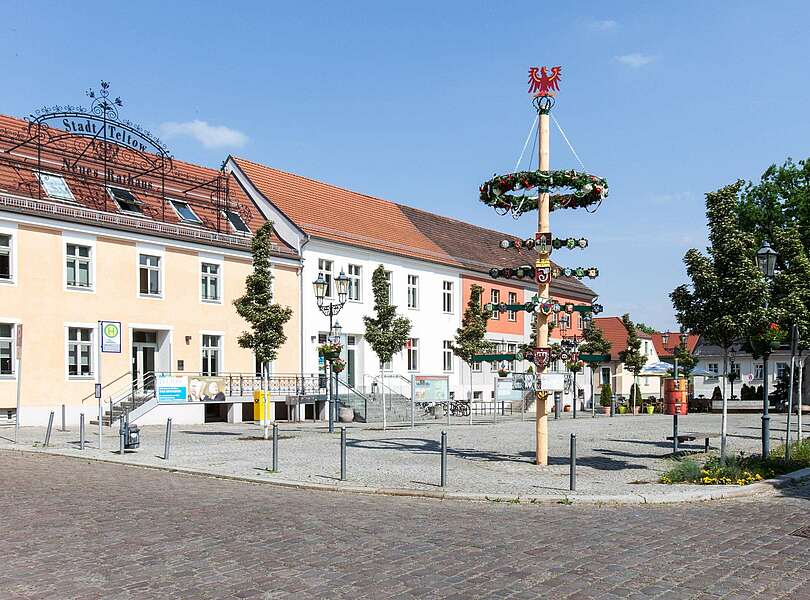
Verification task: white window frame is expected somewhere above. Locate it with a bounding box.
[507,342,517,371]
[223,210,251,234]
[347,263,362,302]
[776,362,788,380]
[443,340,453,372]
[200,254,224,304]
[37,172,75,202]
[0,222,17,286]
[62,233,96,293]
[407,274,419,309]
[407,338,419,372]
[442,281,454,314]
[600,367,611,386]
[108,187,144,215]
[169,198,202,224]
[490,289,500,320]
[136,243,165,299]
[472,361,482,372]
[754,363,764,380]
[200,331,224,375]
[65,323,95,380]
[559,313,571,330]
[384,270,393,302]
[707,363,719,375]
[507,292,517,321]
[0,320,17,379]
[318,258,334,299]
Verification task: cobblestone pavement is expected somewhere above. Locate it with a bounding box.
[2,451,810,599]
[4,412,805,498]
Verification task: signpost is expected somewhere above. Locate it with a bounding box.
[97,320,122,450]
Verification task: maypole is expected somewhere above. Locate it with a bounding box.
[477,66,609,465]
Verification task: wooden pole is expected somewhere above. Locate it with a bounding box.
[535,109,550,466]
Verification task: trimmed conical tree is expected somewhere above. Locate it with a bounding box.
[618,314,647,414]
[363,265,411,429]
[452,284,493,411]
[233,222,293,436]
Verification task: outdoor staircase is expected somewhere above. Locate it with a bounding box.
[89,373,158,427]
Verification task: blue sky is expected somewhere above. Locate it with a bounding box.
[3,1,810,329]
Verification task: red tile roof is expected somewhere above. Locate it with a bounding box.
[651,331,699,358]
[232,157,596,300]
[0,114,296,257]
[593,316,652,361]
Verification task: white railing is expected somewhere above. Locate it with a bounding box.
[0,193,262,251]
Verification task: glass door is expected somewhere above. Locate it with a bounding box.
[132,331,158,390]
[346,335,356,388]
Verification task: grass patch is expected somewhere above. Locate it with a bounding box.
[660,437,810,485]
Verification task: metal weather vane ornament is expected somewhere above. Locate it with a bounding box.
[528,66,562,97]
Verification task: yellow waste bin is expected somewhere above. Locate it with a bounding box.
[253,391,271,421]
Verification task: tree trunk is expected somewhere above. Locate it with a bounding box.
[721,348,728,460]
[263,361,270,440]
[381,366,387,430]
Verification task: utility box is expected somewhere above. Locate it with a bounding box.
[253,391,273,421]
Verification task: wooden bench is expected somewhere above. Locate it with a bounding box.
[665,432,718,453]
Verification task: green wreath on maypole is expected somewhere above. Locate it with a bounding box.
[479,169,609,216]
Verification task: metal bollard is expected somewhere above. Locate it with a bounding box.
[340,426,347,481]
[272,423,278,472]
[163,418,172,460]
[673,410,679,454]
[44,411,54,447]
[119,424,125,455]
[570,433,577,492]
[440,430,448,487]
[61,404,66,432]
[610,395,615,417]
[554,393,560,420]
[79,413,85,450]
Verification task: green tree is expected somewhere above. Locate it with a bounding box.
[618,314,647,413]
[671,182,768,456]
[452,284,493,404]
[363,265,412,428]
[635,322,657,335]
[600,382,613,407]
[672,341,698,377]
[233,222,293,435]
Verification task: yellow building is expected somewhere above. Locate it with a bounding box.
[0,110,301,427]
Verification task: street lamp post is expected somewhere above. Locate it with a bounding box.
[756,240,778,458]
[313,270,350,433]
[728,346,737,402]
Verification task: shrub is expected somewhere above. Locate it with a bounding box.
[600,383,613,407]
[659,458,701,484]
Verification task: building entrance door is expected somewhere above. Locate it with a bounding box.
[346,335,357,388]
[132,330,157,390]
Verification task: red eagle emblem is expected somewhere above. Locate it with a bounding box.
[528,66,562,97]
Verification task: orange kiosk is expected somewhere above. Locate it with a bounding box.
[664,378,688,416]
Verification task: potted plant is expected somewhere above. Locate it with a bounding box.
[498,367,509,378]
[331,357,346,373]
[318,342,342,361]
[750,322,786,355]
[645,402,655,415]
[563,404,572,412]
[599,383,613,415]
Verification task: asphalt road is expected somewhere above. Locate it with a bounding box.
[2,450,810,599]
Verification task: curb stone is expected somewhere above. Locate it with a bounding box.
[4,446,810,506]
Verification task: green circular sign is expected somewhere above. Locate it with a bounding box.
[104,323,119,338]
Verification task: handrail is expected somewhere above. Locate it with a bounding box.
[81,370,132,405]
[336,376,375,403]
[364,373,412,400]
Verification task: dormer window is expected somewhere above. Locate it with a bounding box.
[37,173,75,201]
[224,210,250,233]
[108,187,143,214]
[169,199,202,224]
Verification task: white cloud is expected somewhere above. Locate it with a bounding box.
[615,53,655,68]
[159,120,248,149]
[588,19,617,31]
